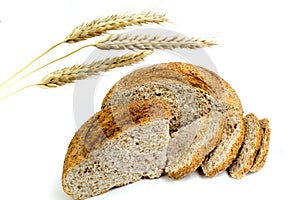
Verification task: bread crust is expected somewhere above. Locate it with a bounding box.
[62,133,89,197]
[101,62,211,109]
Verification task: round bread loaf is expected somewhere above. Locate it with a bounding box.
[62,62,270,199]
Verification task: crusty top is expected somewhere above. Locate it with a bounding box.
[101,62,242,109]
[101,62,212,109]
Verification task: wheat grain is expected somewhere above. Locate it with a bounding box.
[95,33,216,50]
[38,51,153,88]
[65,12,167,43]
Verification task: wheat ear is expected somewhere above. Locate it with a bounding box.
[39,50,152,88]
[0,51,152,100]
[96,33,216,50]
[65,12,167,43]
[0,12,167,90]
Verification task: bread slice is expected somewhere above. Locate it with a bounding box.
[62,100,171,199]
[200,75,245,177]
[101,63,225,179]
[166,110,224,179]
[250,118,270,172]
[228,113,262,179]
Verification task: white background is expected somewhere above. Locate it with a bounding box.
[0,0,299,199]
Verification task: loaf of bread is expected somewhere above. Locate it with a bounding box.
[62,62,270,199]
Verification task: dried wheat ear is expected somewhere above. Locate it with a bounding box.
[65,12,168,43]
[39,51,153,88]
[96,33,215,50]
[0,51,152,101]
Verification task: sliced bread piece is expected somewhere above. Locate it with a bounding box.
[201,79,245,177]
[228,113,262,179]
[166,110,224,179]
[250,118,271,172]
[101,63,226,179]
[62,99,171,199]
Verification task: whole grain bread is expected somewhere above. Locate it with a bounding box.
[63,99,171,199]
[250,118,270,172]
[62,62,270,199]
[228,113,262,179]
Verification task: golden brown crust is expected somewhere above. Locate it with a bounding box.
[250,118,270,172]
[99,99,170,140]
[167,62,209,93]
[228,113,262,179]
[220,80,242,110]
[194,65,226,102]
[78,99,170,152]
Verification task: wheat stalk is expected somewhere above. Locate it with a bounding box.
[96,33,216,50]
[39,51,153,88]
[65,12,168,43]
[0,12,167,90]
[0,41,64,89]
